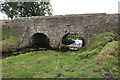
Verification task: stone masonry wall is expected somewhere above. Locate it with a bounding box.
[1,13,118,49]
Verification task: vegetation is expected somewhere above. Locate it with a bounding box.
[0,1,52,19]
[2,31,119,78]
[1,36,19,51]
[88,32,115,50]
[67,33,83,40]
[94,41,119,78]
[62,33,83,45]
[1,23,20,52]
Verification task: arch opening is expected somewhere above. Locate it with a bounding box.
[62,33,85,50]
[30,33,50,48]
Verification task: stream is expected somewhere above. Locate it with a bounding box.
[2,47,71,59]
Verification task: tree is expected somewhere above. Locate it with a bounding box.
[0,1,52,19]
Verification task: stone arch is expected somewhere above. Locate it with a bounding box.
[61,32,86,47]
[30,33,50,48]
[30,32,49,40]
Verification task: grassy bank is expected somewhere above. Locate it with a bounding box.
[2,32,119,78]
[1,23,20,52]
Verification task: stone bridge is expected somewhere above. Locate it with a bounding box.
[2,13,118,49]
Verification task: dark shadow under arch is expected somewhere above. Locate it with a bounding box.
[30,33,50,48]
[62,33,74,45]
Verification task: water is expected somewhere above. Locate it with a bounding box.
[2,40,83,59]
[2,47,71,59]
[68,40,82,50]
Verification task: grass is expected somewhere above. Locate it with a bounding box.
[2,27,11,41]
[88,32,115,50]
[94,41,119,78]
[1,23,20,52]
[3,50,101,78]
[2,32,119,78]
[1,36,19,51]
